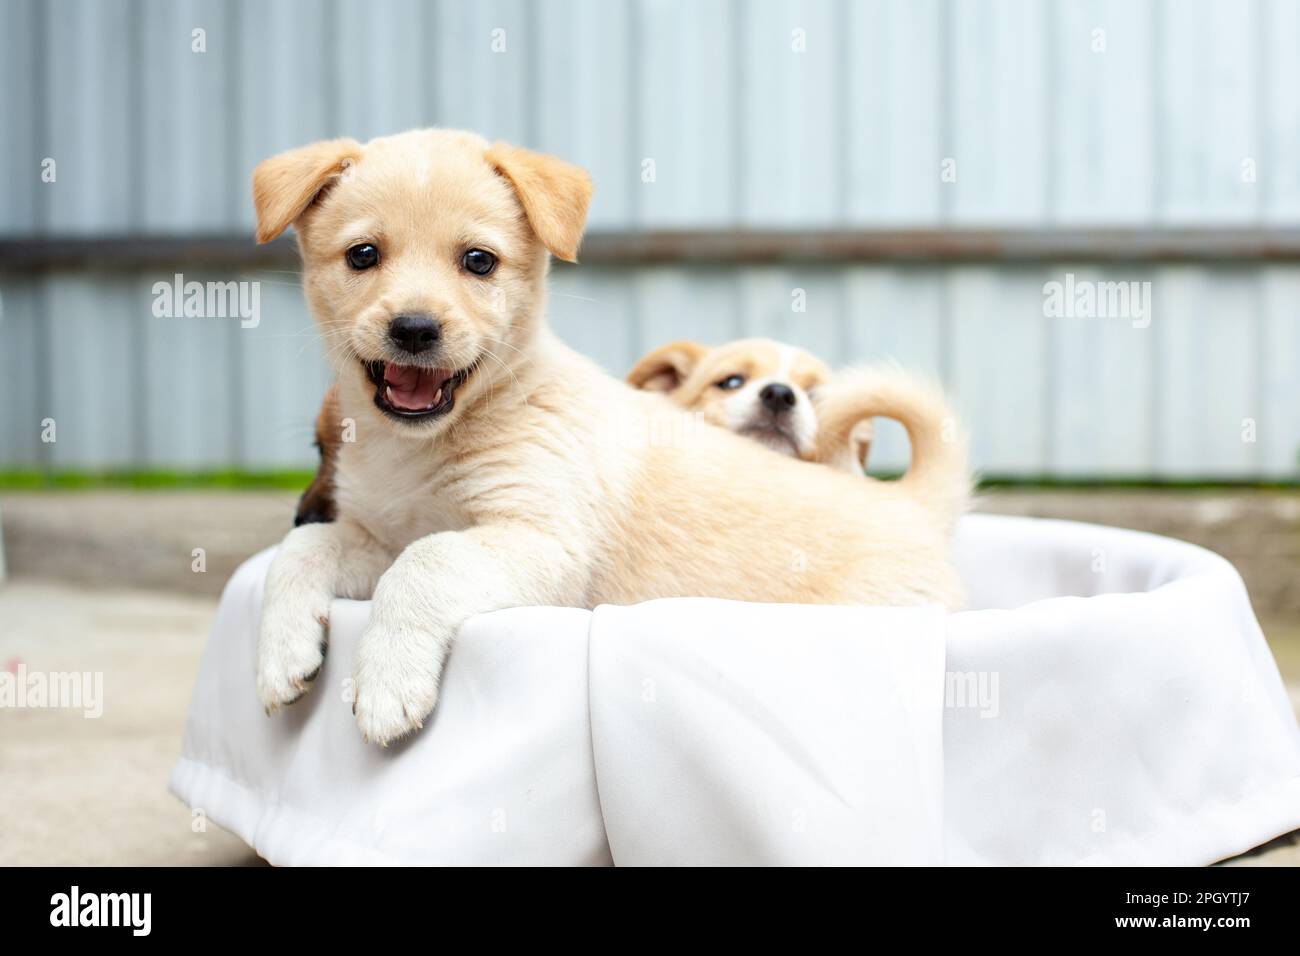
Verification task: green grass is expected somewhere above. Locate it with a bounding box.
[1,469,1297,492]
[974,475,1300,490]
[0,469,316,491]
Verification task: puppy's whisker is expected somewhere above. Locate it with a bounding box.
[477,346,527,405]
[549,292,607,305]
[481,334,525,357]
[243,279,312,290]
[320,337,362,368]
[477,339,529,410]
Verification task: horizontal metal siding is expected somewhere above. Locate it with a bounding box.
[8,0,1300,233]
[0,0,1297,478]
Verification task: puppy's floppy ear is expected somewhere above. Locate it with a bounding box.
[486,142,593,262]
[627,341,708,393]
[252,138,363,244]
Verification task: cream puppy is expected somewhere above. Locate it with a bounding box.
[629,339,968,531]
[629,338,833,461]
[629,337,876,469]
[253,129,970,745]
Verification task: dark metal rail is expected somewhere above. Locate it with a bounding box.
[5,228,1300,269]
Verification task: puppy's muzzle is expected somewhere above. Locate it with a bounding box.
[389,313,442,355]
[759,382,797,415]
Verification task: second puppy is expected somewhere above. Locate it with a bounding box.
[630,338,967,531]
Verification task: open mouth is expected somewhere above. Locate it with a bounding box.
[363,358,477,422]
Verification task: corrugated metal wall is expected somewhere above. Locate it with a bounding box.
[1,0,1298,477]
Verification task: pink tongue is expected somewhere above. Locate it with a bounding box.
[384,365,451,411]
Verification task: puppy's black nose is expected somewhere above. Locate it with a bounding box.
[759,382,797,414]
[388,313,441,355]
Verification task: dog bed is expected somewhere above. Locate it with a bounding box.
[170,514,1300,865]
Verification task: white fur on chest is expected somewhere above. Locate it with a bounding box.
[327,337,645,559]
[334,433,465,552]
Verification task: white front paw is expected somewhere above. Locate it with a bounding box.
[351,619,446,746]
[257,597,329,713]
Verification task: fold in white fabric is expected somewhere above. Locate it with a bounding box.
[173,569,609,865]
[171,515,1300,865]
[588,600,946,865]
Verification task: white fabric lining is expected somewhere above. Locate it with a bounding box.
[171,514,1300,865]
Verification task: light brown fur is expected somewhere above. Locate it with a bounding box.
[628,338,837,462]
[252,129,969,745]
[811,365,972,534]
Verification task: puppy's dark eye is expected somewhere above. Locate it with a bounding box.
[346,243,380,270]
[716,374,745,390]
[462,248,497,276]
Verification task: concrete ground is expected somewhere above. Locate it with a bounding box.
[0,580,258,865]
